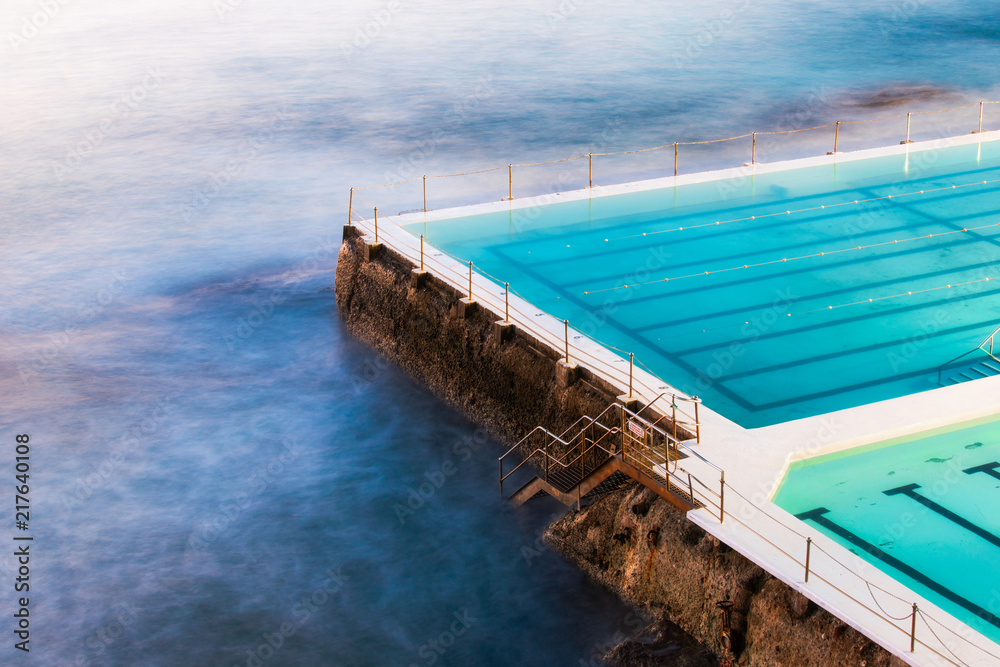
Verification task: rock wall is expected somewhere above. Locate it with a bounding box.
[334,227,907,666]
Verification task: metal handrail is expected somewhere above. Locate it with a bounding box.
[935,323,1000,384]
[978,322,1000,353]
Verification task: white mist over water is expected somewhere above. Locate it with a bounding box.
[1,0,998,664]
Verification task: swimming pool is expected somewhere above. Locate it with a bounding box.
[773,414,1000,645]
[406,138,1000,428]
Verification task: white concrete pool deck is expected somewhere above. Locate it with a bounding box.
[357,130,1000,666]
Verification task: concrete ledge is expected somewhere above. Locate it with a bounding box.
[618,395,641,411]
[363,241,382,262]
[452,297,477,319]
[491,320,515,343]
[410,269,428,289]
[556,360,579,388]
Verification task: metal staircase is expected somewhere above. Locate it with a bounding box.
[498,396,720,513]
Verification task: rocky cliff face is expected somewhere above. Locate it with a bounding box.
[547,483,907,667]
[335,229,907,667]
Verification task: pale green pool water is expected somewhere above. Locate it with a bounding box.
[774,416,1000,643]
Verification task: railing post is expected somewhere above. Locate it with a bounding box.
[589,153,593,188]
[720,470,725,523]
[910,603,918,652]
[468,261,473,300]
[687,471,694,504]
[751,132,756,164]
[505,282,509,321]
[979,101,985,134]
[423,175,427,212]
[629,352,634,396]
[672,400,677,441]
[544,433,549,483]
[420,234,424,271]
[508,164,513,200]
[804,537,812,583]
[834,121,840,153]
[348,187,354,226]
[674,143,678,177]
[904,112,912,143]
[374,207,379,243]
[693,396,701,444]
[564,320,570,364]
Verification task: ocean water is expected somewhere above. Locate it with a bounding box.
[1,1,999,664]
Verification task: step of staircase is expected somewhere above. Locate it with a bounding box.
[945,359,1000,385]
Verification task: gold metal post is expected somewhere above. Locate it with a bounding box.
[910,604,918,652]
[979,101,985,133]
[629,352,634,396]
[805,537,812,582]
[505,283,509,321]
[420,234,424,271]
[589,153,593,188]
[693,396,701,443]
[674,143,678,177]
[751,132,756,164]
[374,207,379,243]
[720,471,725,523]
[905,112,912,143]
[508,164,513,200]
[834,121,840,153]
[564,320,569,364]
[348,188,354,226]
[468,261,473,300]
[423,175,427,212]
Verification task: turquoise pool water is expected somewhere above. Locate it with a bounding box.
[774,415,1000,644]
[408,140,1000,428]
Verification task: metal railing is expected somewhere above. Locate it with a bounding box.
[936,323,1000,385]
[499,399,723,518]
[348,195,704,445]
[714,482,1000,666]
[350,99,1000,216]
[351,104,1000,663]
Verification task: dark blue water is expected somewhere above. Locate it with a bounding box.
[1,1,998,664]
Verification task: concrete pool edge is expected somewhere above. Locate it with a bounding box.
[335,229,921,665]
[344,131,1000,664]
[387,129,1000,227]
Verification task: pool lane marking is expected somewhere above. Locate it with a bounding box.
[883,483,1000,550]
[795,507,1000,630]
[581,223,1000,296]
[964,462,1000,481]
[603,178,1000,244]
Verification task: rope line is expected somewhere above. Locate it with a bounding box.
[427,165,509,178]
[919,609,1000,661]
[601,178,1000,244]
[918,612,972,667]
[581,220,1000,296]
[756,122,838,136]
[787,275,997,317]
[865,581,914,621]
[912,102,981,116]
[352,176,422,190]
[351,99,999,192]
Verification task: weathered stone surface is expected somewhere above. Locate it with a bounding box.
[546,484,908,667]
[335,228,907,667]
